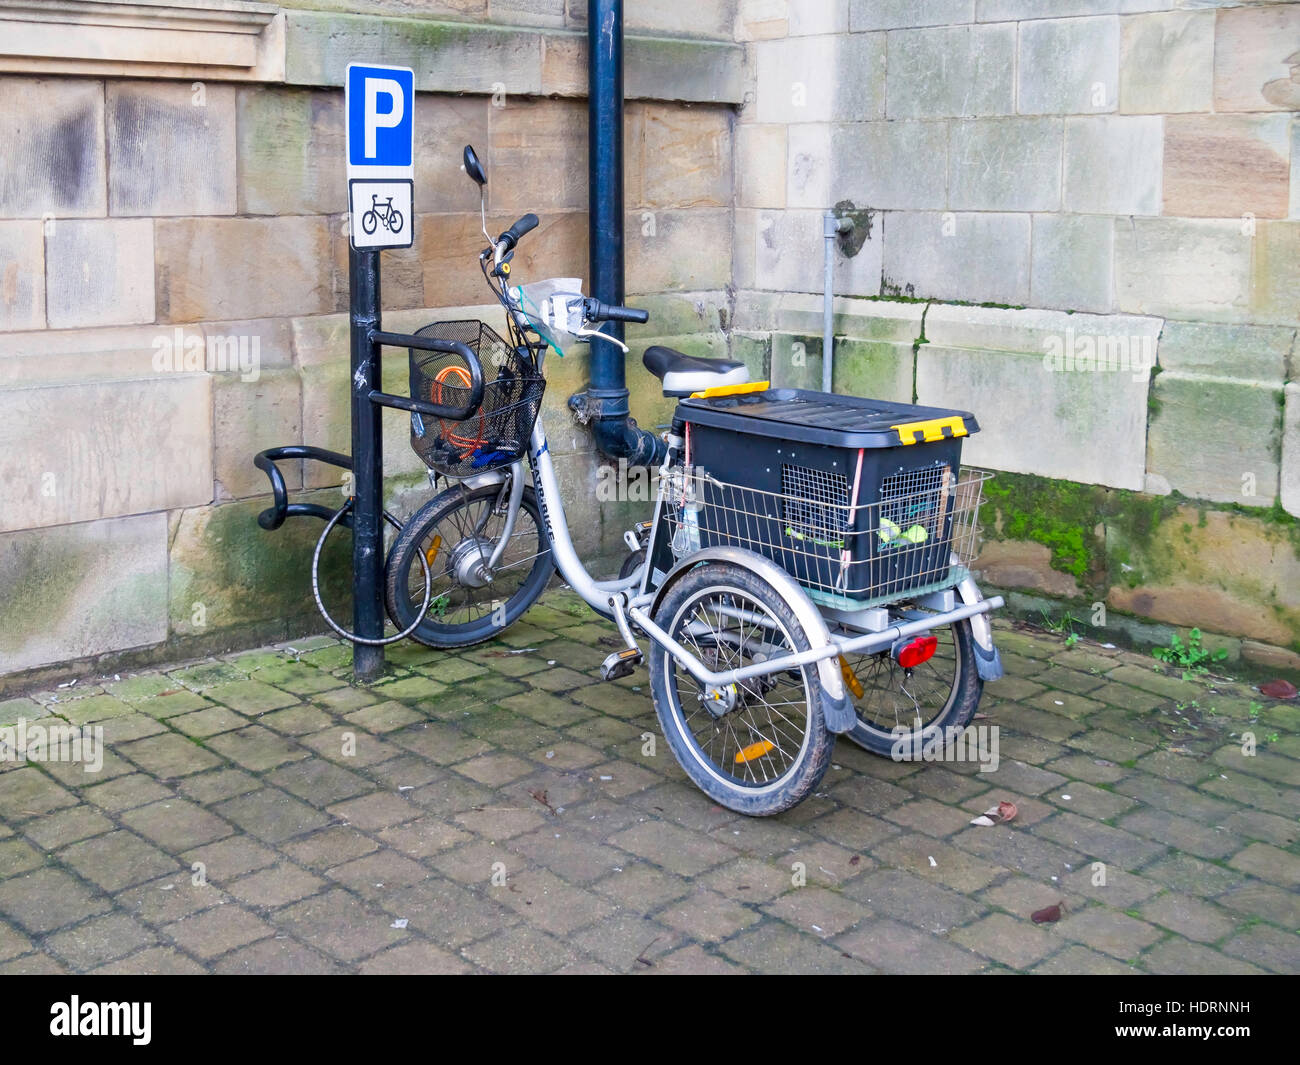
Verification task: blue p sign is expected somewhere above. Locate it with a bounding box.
[346,64,414,171]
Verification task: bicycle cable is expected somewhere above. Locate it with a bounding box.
[310,499,434,646]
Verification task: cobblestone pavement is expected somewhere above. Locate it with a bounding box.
[1,589,1297,974]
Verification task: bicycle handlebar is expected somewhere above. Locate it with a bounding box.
[583,299,649,325]
[497,213,539,253]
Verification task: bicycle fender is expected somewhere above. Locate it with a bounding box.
[649,546,857,735]
[955,570,1004,682]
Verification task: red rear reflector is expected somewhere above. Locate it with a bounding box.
[896,635,938,669]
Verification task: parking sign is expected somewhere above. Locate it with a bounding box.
[346,63,415,249]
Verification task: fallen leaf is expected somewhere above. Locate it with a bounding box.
[1259,678,1298,700]
[1031,901,1065,924]
[849,855,861,866]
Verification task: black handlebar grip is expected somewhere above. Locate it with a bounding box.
[586,299,649,324]
[498,213,540,251]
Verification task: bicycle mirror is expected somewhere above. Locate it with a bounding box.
[463,144,487,186]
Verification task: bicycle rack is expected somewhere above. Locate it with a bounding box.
[253,245,485,681]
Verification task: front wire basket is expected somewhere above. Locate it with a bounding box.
[659,466,993,609]
[408,320,545,478]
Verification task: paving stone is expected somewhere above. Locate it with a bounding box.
[1056,906,1164,960]
[1216,931,1300,977]
[376,817,471,859]
[204,681,299,715]
[843,868,986,934]
[91,946,207,976]
[212,788,330,844]
[357,940,473,975]
[343,700,427,734]
[1117,808,1239,861]
[176,768,261,806]
[282,827,379,871]
[327,792,421,832]
[118,734,223,779]
[1137,892,1239,945]
[213,936,343,975]
[657,887,761,943]
[225,864,326,910]
[504,826,628,883]
[649,943,744,974]
[181,836,279,882]
[568,913,681,973]
[1227,842,1300,889]
[1058,864,1162,909]
[609,820,739,877]
[59,830,179,892]
[164,905,275,961]
[591,864,692,912]
[0,839,44,879]
[1032,944,1135,975]
[114,875,227,928]
[46,913,156,970]
[1141,938,1264,976]
[377,880,518,949]
[952,823,1083,882]
[265,758,373,807]
[0,868,111,934]
[274,888,409,963]
[1217,882,1300,930]
[460,924,578,974]
[763,885,872,939]
[21,806,114,851]
[1034,811,1167,869]
[257,705,336,736]
[169,706,249,739]
[204,726,310,772]
[950,912,1057,969]
[0,768,78,818]
[327,850,434,899]
[837,917,987,974]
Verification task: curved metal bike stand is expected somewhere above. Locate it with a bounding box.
[252,444,433,650]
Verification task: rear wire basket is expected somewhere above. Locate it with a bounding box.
[408,320,545,478]
[659,465,992,609]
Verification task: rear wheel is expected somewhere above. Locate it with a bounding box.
[385,482,552,648]
[841,616,982,758]
[648,562,834,816]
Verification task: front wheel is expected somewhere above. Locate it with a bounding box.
[385,482,553,648]
[648,562,834,816]
[841,616,983,757]
[361,210,378,235]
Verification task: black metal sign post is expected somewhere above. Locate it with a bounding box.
[349,247,386,681]
[254,65,486,685]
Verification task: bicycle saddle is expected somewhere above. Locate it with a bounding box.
[642,346,751,398]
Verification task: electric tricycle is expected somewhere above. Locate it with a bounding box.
[265,145,1006,817]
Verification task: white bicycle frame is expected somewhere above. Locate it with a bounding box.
[464,392,1002,733]
[463,290,1003,721]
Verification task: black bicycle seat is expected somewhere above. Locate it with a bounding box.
[642,346,750,397]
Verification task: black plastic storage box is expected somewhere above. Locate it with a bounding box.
[673,388,980,603]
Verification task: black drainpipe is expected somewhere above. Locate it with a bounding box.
[569,0,667,468]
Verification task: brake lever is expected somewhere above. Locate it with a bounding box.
[576,324,629,353]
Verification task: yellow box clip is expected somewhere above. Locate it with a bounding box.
[690,380,770,399]
[890,415,968,445]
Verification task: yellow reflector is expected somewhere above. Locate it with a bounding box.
[425,535,442,567]
[735,739,776,764]
[838,655,865,699]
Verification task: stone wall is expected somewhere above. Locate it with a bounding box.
[732,0,1300,665]
[0,0,740,683]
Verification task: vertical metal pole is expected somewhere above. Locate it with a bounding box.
[349,245,385,681]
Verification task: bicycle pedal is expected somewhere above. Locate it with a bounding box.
[600,646,643,681]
